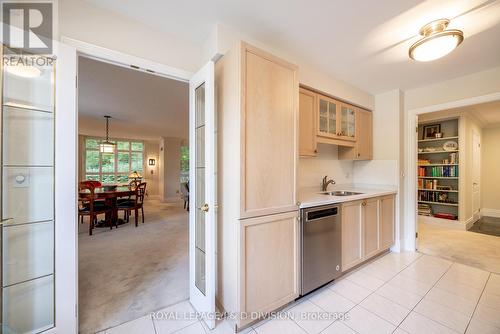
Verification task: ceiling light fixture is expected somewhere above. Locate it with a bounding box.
[99,116,116,153]
[409,19,464,62]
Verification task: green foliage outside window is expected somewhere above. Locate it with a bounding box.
[180,145,189,183]
[84,138,144,184]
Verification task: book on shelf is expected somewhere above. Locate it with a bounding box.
[418,165,458,177]
[418,203,432,216]
[433,213,457,220]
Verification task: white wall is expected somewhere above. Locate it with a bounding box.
[405,66,500,111]
[482,125,500,216]
[144,141,160,197]
[213,24,374,110]
[160,137,183,202]
[298,144,353,189]
[58,0,201,72]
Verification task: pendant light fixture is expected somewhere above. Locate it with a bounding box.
[99,116,115,153]
[409,19,464,62]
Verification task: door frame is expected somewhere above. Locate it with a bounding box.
[404,91,500,251]
[59,37,197,332]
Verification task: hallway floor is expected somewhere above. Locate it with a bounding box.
[79,199,189,334]
[418,222,500,274]
[97,251,500,334]
[469,216,500,237]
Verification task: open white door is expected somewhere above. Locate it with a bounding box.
[0,41,77,333]
[472,130,481,221]
[189,61,216,329]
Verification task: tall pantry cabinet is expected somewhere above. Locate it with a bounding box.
[216,41,299,330]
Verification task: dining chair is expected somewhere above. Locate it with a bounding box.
[117,182,147,227]
[180,182,189,211]
[78,184,113,235]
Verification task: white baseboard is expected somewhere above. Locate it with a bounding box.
[465,216,478,230]
[481,208,500,218]
[418,215,467,230]
[163,196,182,203]
[146,195,160,200]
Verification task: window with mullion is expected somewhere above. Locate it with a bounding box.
[84,137,144,184]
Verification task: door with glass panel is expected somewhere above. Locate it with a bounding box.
[1,51,55,333]
[318,95,339,138]
[189,61,215,329]
[340,104,356,140]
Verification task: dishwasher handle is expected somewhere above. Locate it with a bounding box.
[305,206,339,222]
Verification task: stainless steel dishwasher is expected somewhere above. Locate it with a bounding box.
[300,204,342,295]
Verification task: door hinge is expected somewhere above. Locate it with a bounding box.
[75,303,78,317]
[415,232,418,238]
[415,126,418,133]
[75,75,78,88]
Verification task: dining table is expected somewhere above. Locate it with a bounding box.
[79,185,136,228]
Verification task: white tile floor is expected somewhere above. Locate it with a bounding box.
[97,252,500,334]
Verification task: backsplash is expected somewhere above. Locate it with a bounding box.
[298,144,399,189]
[298,143,354,189]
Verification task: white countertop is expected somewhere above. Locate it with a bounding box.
[298,184,397,209]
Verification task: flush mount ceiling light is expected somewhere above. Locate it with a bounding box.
[5,64,42,78]
[99,116,116,153]
[409,19,464,62]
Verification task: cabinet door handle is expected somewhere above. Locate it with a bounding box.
[362,201,367,206]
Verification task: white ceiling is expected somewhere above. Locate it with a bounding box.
[86,0,500,94]
[78,56,188,140]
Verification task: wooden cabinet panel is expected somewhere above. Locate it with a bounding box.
[317,94,341,139]
[340,103,357,140]
[242,46,298,218]
[342,201,363,271]
[356,109,373,160]
[338,109,372,160]
[299,88,317,156]
[239,211,299,322]
[363,198,379,258]
[380,195,395,249]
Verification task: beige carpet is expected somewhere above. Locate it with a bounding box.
[418,221,500,274]
[78,199,189,334]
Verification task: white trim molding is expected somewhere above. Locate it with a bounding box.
[482,208,500,218]
[404,91,500,252]
[61,36,193,82]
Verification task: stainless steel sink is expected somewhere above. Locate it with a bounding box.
[321,191,363,196]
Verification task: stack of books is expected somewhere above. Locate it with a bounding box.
[418,203,432,216]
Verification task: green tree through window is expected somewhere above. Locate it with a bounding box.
[84,138,144,184]
[180,145,189,183]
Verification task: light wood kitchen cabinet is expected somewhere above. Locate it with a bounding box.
[380,195,395,249]
[342,195,395,272]
[342,200,363,271]
[299,88,318,156]
[338,108,373,160]
[363,198,380,258]
[239,211,299,323]
[216,41,299,331]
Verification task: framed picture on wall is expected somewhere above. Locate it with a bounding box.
[423,124,441,139]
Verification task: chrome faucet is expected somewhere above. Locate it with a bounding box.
[321,175,336,191]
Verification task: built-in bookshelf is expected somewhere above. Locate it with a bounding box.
[417,118,460,221]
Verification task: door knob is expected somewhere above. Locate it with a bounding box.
[199,203,209,212]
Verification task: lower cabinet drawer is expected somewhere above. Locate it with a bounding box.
[238,211,299,327]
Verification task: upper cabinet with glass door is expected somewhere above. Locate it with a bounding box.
[318,94,339,138]
[317,94,356,141]
[340,103,356,140]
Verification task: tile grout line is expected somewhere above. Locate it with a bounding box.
[323,254,424,334]
[463,272,491,334]
[396,259,467,334]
